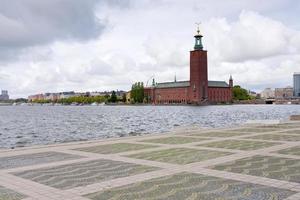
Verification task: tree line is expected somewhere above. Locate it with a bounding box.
[31,91,127,104]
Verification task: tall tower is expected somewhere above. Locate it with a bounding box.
[189,26,208,104]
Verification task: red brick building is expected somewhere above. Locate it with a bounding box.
[144,28,233,105]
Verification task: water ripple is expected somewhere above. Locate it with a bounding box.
[0,105,299,148]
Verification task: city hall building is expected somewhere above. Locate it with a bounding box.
[144,29,233,105]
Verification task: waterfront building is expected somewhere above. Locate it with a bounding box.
[248,90,258,98]
[260,88,275,99]
[275,86,293,99]
[28,94,44,102]
[294,73,300,97]
[144,28,233,105]
[126,91,131,103]
[59,91,76,99]
[0,90,9,100]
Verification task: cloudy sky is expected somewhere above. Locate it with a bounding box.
[1,0,300,98]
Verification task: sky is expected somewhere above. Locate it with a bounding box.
[1,0,300,98]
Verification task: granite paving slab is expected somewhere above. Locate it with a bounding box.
[211,155,300,183]
[139,136,210,144]
[85,172,296,200]
[230,128,279,133]
[279,129,300,135]
[276,146,300,156]
[254,123,300,128]
[189,131,250,137]
[197,140,281,150]
[13,159,159,190]
[74,143,158,154]
[126,148,232,165]
[0,185,26,200]
[246,134,300,141]
[0,151,83,169]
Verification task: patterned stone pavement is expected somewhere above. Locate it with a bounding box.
[276,146,300,156]
[246,134,300,141]
[190,131,251,137]
[0,151,83,169]
[210,155,300,183]
[0,186,26,200]
[197,139,281,150]
[126,148,232,165]
[74,143,158,154]
[86,172,296,200]
[139,136,211,144]
[0,121,300,200]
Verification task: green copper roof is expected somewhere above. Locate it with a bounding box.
[154,80,229,89]
[156,81,190,88]
[208,81,229,88]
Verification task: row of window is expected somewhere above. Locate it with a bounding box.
[157,99,187,104]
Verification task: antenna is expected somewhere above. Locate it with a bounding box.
[195,22,201,35]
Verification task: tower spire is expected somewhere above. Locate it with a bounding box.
[229,75,233,87]
[194,23,203,50]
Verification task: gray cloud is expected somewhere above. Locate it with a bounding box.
[0,0,128,61]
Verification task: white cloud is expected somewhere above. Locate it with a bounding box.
[1,0,300,98]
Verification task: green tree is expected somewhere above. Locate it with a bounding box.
[131,82,144,103]
[110,91,117,103]
[233,85,252,100]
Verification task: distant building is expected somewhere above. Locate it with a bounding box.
[0,90,9,101]
[28,94,44,102]
[44,93,60,101]
[59,91,76,99]
[294,73,300,97]
[260,88,274,99]
[126,91,131,103]
[248,90,258,98]
[275,86,293,99]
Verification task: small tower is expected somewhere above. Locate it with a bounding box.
[152,78,156,87]
[194,24,203,50]
[174,74,177,82]
[229,75,233,87]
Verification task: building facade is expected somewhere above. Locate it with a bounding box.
[144,29,233,105]
[294,73,300,97]
[260,88,275,99]
[0,90,9,101]
[275,87,293,99]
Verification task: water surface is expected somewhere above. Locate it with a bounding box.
[0,105,299,149]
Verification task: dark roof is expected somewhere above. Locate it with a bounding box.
[152,80,229,89]
[156,81,190,88]
[208,81,229,88]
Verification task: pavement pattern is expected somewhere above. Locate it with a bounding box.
[0,122,300,200]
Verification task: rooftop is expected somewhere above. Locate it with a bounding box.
[153,80,229,89]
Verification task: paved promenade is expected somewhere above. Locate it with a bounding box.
[0,122,300,200]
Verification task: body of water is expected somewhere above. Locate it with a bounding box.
[0,104,299,149]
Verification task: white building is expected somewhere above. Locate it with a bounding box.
[260,88,275,99]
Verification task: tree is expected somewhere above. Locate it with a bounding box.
[131,82,144,103]
[233,85,252,100]
[110,91,117,103]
